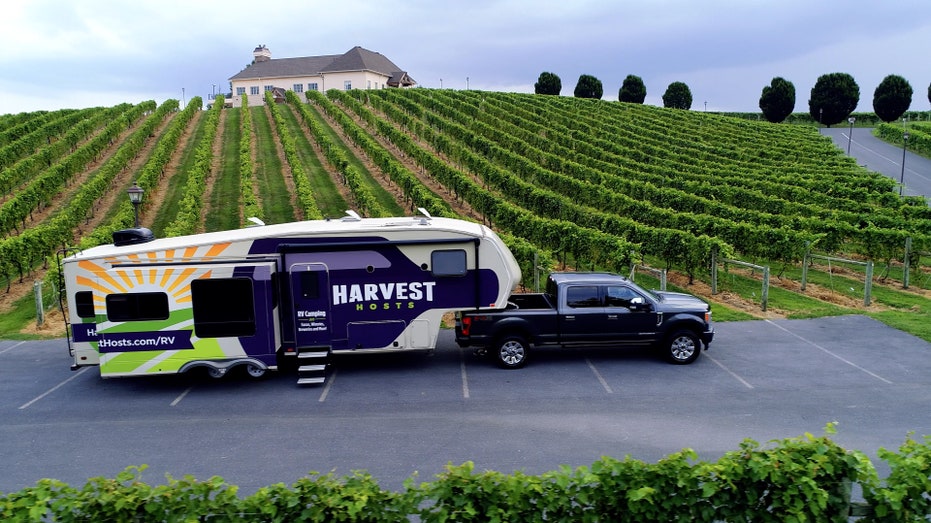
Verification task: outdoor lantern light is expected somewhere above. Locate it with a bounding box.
[127,181,144,227]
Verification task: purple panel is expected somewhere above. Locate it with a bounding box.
[73,323,98,342]
[97,330,193,353]
[233,265,276,357]
[346,321,406,350]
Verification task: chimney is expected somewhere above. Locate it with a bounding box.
[253,45,271,63]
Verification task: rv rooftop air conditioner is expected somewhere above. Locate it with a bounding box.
[112,228,155,247]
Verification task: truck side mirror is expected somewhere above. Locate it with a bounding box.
[629,297,649,311]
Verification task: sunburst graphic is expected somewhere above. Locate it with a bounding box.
[78,242,231,316]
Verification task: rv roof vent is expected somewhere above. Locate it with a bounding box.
[342,209,362,222]
[417,207,432,225]
[113,228,155,247]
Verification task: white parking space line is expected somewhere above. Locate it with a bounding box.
[765,320,893,384]
[705,353,754,389]
[170,386,194,407]
[318,369,337,402]
[460,349,471,399]
[0,341,27,355]
[585,358,613,394]
[19,367,90,410]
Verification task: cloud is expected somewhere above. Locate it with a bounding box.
[1,0,930,114]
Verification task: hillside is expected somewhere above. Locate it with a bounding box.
[1,89,929,339]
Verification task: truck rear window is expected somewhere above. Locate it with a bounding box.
[566,286,600,308]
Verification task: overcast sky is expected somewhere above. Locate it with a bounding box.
[2,0,930,115]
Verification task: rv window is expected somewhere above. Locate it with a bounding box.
[299,270,320,299]
[191,278,256,338]
[75,291,95,319]
[431,249,467,277]
[105,292,169,322]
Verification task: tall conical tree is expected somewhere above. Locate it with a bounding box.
[574,74,603,99]
[808,72,859,126]
[759,77,796,123]
[873,75,913,123]
[662,81,692,110]
[619,75,646,103]
[534,72,562,95]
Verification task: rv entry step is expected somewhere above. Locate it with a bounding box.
[296,347,330,386]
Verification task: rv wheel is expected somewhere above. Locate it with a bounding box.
[245,364,266,379]
[206,367,225,379]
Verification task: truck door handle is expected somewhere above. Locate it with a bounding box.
[565,315,575,321]
[607,314,617,320]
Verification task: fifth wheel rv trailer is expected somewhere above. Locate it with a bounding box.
[61,211,521,385]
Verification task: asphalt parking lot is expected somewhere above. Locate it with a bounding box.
[2,314,930,494]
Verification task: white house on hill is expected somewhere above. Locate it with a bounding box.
[227,45,416,107]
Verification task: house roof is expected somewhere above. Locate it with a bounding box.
[229,46,416,86]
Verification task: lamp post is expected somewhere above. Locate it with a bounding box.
[127,182,144,227]
[847,116,855,154]
[899,131,910,196]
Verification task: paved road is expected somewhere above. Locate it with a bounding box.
[2,316,931,495]
[821,126,931,201]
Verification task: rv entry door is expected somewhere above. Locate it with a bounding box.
[289,263,331,348]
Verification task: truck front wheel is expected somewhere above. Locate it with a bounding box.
[664,330,701,364]
[494,335,529,369]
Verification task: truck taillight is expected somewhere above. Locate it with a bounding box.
[460,316,472,336]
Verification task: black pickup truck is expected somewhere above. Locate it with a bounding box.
[455,272,714,368]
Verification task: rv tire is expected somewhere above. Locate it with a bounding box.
[245,363,266,379]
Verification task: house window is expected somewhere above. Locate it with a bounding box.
[293,83,303,93]
[250,86,260,95]
[236,87,245,95]
[105,292,169,322]
[264,85,273,92]
[344,80,352,90]
[367,80,371,89]
[308,83,318,91]
[191,278,256,338]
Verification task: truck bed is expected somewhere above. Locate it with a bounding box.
[508,293,554,310]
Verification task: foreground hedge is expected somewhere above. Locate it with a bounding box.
[2,428,929,522]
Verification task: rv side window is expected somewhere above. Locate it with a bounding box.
[75,291,95,319]
[299,271,320,299]
[431,249,467,277]
[105,292,169,322]
[191,278,256,338]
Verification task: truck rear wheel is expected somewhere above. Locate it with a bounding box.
[664,330,701,364]
[494,335,529,369]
